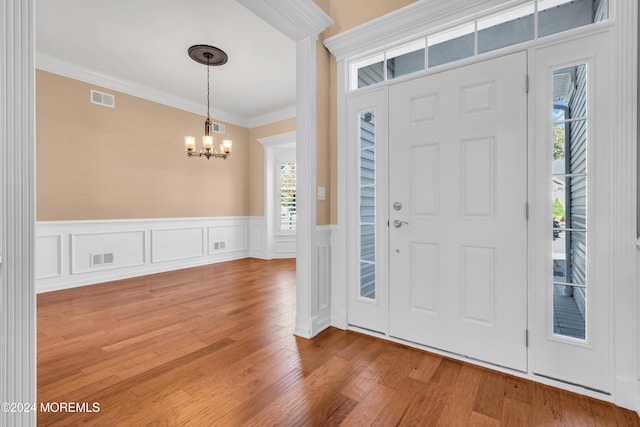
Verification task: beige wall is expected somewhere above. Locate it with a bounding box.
[324,0,417,37]
[247,118,297,217]
[36,70,251,221]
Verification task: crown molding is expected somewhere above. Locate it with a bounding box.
[258,130,296,148]
[36,53,252,128]
[323,0,526,61]
[249,106,296,128]
[238,0,333,41]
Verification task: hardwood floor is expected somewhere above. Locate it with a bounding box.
[38,258,639,426]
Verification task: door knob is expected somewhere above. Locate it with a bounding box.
[393,219,409,228]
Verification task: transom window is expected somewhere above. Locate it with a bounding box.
[350,0,608,90]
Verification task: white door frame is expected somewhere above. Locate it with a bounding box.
[325,0,639,412]
[258,131,297,260]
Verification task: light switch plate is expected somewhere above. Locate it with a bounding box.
[317,186,326,200]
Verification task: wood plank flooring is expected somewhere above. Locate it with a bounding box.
[38,258,639,426]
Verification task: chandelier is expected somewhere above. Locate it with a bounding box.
[184,44,232,160]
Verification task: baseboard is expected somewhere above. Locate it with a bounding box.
[614,375,640,413]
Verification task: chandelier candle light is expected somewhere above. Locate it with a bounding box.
[184,44,232,160]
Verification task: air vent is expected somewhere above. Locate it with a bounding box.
[90,89,115,108]
[212,122,226,134]
[91,252,114,267]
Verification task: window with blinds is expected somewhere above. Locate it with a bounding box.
[279,162,296,231]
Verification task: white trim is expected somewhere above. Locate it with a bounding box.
[294,35,319,339]
[248,106,296,128]
[258,130,296,148]
[1,0,36,423]
[611,0,640,413]
[36,217,251,293]
[324,0,528,61]
[258,131,297,260]
[331,59,349,331]
[237,0,333,42]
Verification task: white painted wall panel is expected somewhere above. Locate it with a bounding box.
[35,235,62,279]
[151,227,204,263]
[72,231,145,273]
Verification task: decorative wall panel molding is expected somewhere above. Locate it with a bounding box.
[35,235,62,279]
[36,217,250,293]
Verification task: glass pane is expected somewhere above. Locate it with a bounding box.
[553,285,586,339]
[478,3,534,54]
[279,162,296,230]
[360,262,376,299]
[360,225,375,262]
[388,50,425,80]
[357,61,384,89]
[359,109,376,300]
[551,64,588,341]
[360,187,375,223]
[361,149,375,185]
[360,112,375,148]
[553,230,586,285]
[539,0,607,38]
[428,24,474,68]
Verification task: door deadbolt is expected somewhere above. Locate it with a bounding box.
[393,202,402,211]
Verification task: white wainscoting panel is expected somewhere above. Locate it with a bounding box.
[151,228,203,263]
[208,224,247,255]
[72,230,146,274]
[249,216,267,259]
[36,235,62,279]
[36,217,251,293]
[313,225,333,334]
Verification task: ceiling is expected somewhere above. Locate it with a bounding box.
[36,0,297,127]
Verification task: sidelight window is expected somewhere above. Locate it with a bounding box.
[359,111,376,299]
[551,64,588,340]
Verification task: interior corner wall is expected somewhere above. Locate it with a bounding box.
[247,118,296,218]
[317,36,331,226]
[36,70,250,221]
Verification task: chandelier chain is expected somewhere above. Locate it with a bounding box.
[206,55,210,120]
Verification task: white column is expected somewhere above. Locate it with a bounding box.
[0,0,36,426]
[294,35,318,338]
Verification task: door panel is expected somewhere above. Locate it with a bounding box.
[532,32,611,393]
[346,89,389,333]
[389,52,528,371]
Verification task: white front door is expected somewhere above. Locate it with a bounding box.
[388,52,529,371]
[531,32,612,393]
